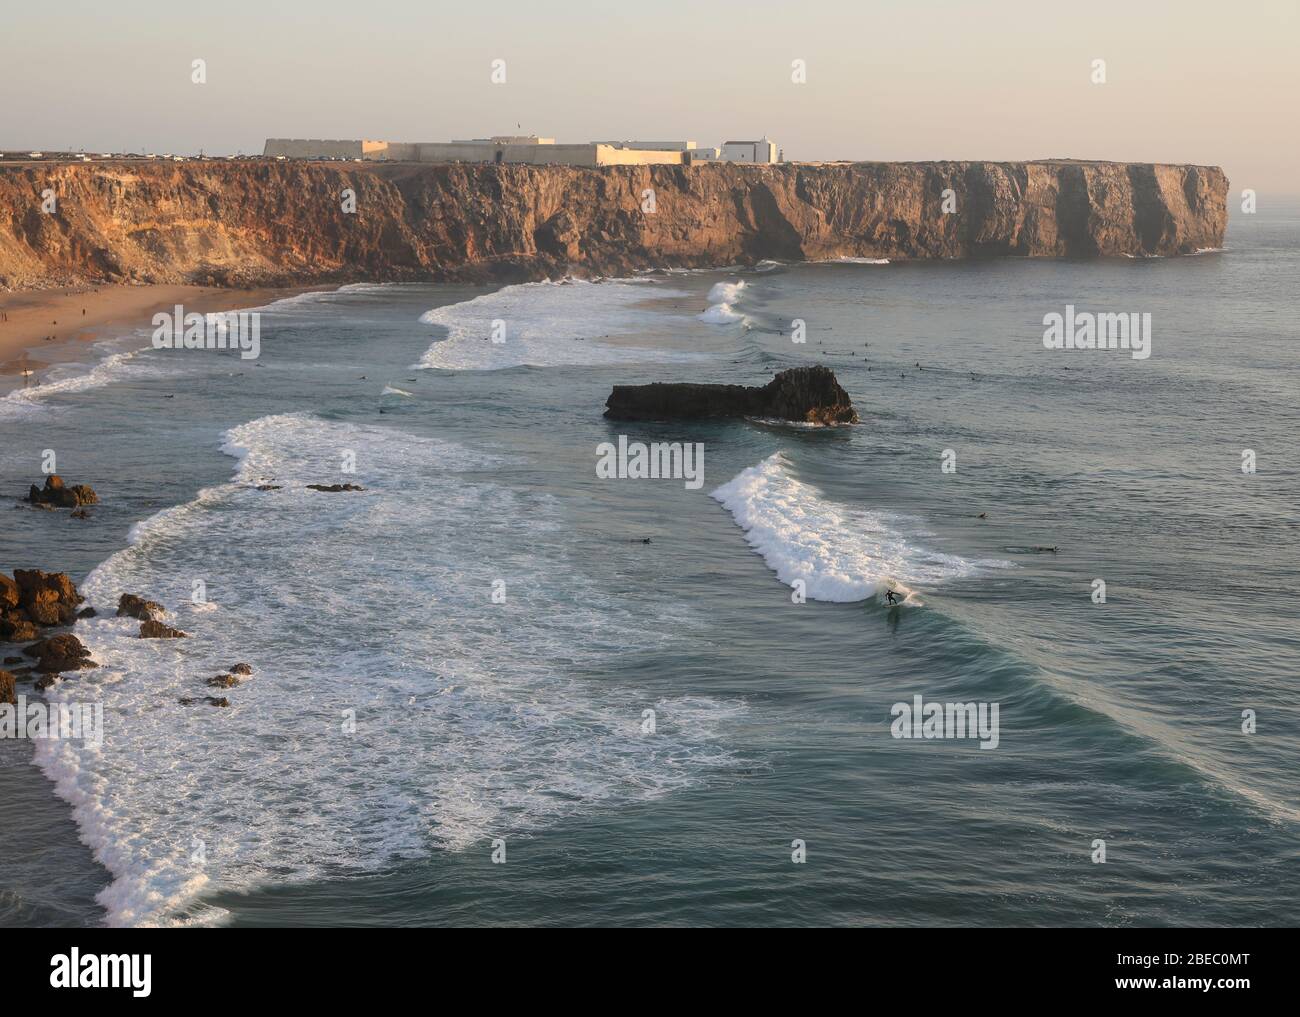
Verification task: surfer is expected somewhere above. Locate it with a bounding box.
[885,589,899,606]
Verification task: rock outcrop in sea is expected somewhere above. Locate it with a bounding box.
[117,593,164,621]
[1,570,103,686]
[1,569,85,633]
[26,475,98,508]
[0,160,1228,288]
[139,619,188,639]
[25,633,97,674]
[605,366,859,425]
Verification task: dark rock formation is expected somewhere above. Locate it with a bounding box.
[140,619,187,639]
[24,633,97,673]
[0,160,1228,290]
[306,483,365,492]
[229,663,253,675]
[27,475,98,508]
[117,593,164,622]
[206,673,241,688]
[0,574,17,612]
[605,366,858,425]
[179,696,229,708]
[0,617,39,643]
[9,570,84,626]
[0,670,15,706]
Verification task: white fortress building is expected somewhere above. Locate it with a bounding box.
[262,135,781,166]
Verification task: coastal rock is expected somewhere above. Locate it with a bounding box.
[230,663,253,675]
[0,670,15,706]
[11,570,84,626]
[179,696,229,708]
[27,475,99,508]
[306,483,365,492]
[0,615,40,643]
[0,574,18,611]
[25,633,98,673]
[604,366,858,425]
[140,619,188,639]
[117,593,165,622]
[0,161,1228,289]
[206,674,241,688]
[3,656,22,665]
[23,594,62,626]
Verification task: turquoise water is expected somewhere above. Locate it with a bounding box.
[1,204,1297,927]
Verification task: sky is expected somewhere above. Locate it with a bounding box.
[2,0,1295,194]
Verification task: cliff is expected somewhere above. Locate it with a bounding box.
[0,159,1228,290]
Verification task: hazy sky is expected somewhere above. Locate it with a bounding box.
[3,0,1296,193]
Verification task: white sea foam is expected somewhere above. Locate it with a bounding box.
[381,385,413,396]
[237,283,403,313]
[711,453,1011,602]
[415,278,707,371]
[38,412,744,927]
[0,340,160,418]
[0,284,373,418]
[816,257,891,265]
[696,304,745,324]
[697,279,748,325]
[745,417,847,430]
[706,280,745,304]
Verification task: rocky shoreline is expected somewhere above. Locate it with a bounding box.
[1,568,255,710]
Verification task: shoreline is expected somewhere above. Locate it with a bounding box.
[0,284,331,379]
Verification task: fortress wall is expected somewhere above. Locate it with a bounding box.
[594,146,687,166]
[414,143,502,163]
[264,139,366,159]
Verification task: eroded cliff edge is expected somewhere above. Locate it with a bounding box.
[0,160,1228,289]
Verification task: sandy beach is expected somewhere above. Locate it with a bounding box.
[0,284,323,378]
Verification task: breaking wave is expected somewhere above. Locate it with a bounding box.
[711,452,1011,602]
[415,278,709,370]
[697,279,747,325]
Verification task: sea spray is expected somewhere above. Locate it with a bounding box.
[698,279,747,324]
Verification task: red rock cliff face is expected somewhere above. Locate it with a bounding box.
[0,159,1227,289]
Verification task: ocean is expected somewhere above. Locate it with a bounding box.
[1,202,1297,928]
